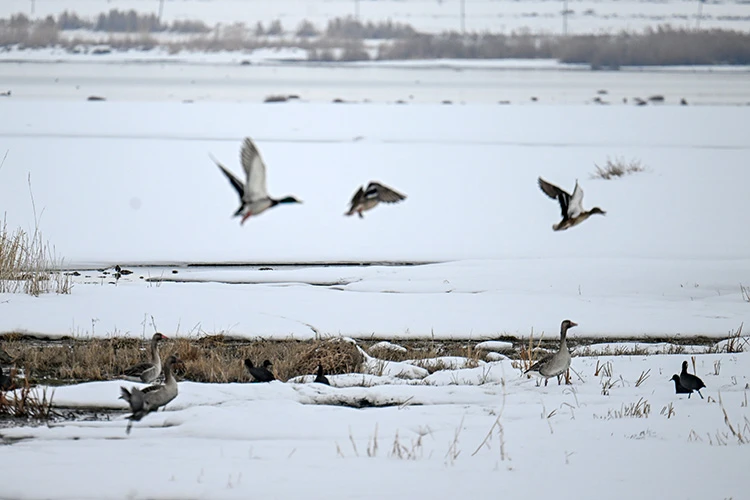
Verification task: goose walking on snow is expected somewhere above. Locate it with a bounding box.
[525,320,576,386]
[345,182,406,218]
[244,359,276,382]
[678,360,706,399]
[212,137,302,224]
[120,354,182,434]
[122,333,167,384]
[538,177,606,231]
[314,364,330,385]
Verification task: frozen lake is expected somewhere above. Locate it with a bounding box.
[2,57,750,104]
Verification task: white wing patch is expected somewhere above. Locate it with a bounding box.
[240,138,269,203]
[567,180,584,218]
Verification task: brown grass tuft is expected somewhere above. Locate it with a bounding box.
[0,373,57,420]
[296,339,364,375]
[591,157,647,180]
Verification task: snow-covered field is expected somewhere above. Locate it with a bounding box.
[1,351,749,499]
[2,0,750,34]
[1,64,750,499]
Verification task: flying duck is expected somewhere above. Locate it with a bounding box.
[669,374,691,395]
[538,177,606,231]
[345,182,406,218]
[244,359,276,382]
[314,364,330,385]
[525,320,576,386]
[122,333,168,384]
[120,355,181,434]
[678,360,706,399]
[213,137,302,224]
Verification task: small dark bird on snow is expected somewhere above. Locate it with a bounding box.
[114,265,133,276]
[212,137,302,224]
[314,364,330,385]
[244,359,275,382]
[345,182,406,218]
[679,360,706,399]
[669,374,691,394]
[538,177,606,231]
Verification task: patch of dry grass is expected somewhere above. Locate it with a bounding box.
[2,336,364,384]
[0,374,57,420]
[0,168,71,296]
[591,157,647,180]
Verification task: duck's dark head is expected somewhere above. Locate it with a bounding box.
[278,196,302,205]
[670,374,680,382]
[681,360,689,372]
[589,207,606,216]
[262,360,273,369]
[153,332,168,341]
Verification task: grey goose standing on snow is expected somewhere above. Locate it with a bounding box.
[120,354,182,434]
[525,320,576,386]
[212,137,302,224]
[538,177,606,231]
[122,333,167,384]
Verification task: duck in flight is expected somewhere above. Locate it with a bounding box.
[538,177,606,231]
[345,182,406,218]
[212,137,302,224]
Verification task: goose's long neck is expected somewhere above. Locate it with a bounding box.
[559,327,569,352]
[150,338,161,366]
[164,360,175,386]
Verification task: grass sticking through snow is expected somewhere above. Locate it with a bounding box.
[0,171,71,296]
[591,157,647,180]
[0,374,56,420]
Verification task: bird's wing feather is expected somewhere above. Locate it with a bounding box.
[567,180,584,218]
[526,353,553,373]
[123,362,153,377]
[368,182,407,203]
[538,177,571,219]
[240,138,269,203]
[349,186,365,209]
[212,156,245,200]
[141,383,164,395]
